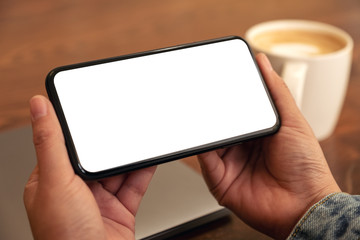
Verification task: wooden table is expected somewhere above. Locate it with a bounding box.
[1,0,359,239]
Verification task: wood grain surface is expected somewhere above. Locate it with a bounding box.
[1,0,360,239]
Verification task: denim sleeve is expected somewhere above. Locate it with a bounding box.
[287,193,360,240]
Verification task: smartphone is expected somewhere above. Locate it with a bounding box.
[46,36,280,180]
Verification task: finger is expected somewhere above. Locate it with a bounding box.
[98,174,127,195]
[115,166,157,216]
[197,151,225,191]
[30,95,74,184]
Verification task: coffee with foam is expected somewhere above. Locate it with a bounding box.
[252,30,346,57]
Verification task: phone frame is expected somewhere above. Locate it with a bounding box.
[46,36,280,180]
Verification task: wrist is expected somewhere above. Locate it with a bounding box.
[281,187,342,239]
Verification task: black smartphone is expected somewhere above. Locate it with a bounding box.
[46,36,280,180]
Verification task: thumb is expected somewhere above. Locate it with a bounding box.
[256,54,310,126]
[30,95,74,183]
[256,53,316,140]
[256,53,299,115]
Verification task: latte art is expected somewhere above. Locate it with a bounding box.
[252,30,346,57]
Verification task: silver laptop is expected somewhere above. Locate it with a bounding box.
[136,160,228,239]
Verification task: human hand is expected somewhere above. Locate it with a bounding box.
[198,53,341,239]
[24,95,156,240]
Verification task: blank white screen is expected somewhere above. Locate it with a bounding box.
[54,39,277,173]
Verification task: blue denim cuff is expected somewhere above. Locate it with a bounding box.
[287,192,360,239]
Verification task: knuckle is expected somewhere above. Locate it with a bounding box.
[33,126,52,147]
[32,125,63,149]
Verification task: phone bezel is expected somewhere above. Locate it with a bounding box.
[46,36,280,180]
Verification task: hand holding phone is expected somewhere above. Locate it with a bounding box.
[46,36,280,180]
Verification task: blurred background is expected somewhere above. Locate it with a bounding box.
[1,0,359,239]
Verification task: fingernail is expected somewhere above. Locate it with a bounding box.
[30,96,48,121]
[261,53,273,72]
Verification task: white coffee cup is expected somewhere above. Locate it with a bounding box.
[245,20,353,140]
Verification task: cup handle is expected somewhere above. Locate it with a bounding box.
[281,62,308,109]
